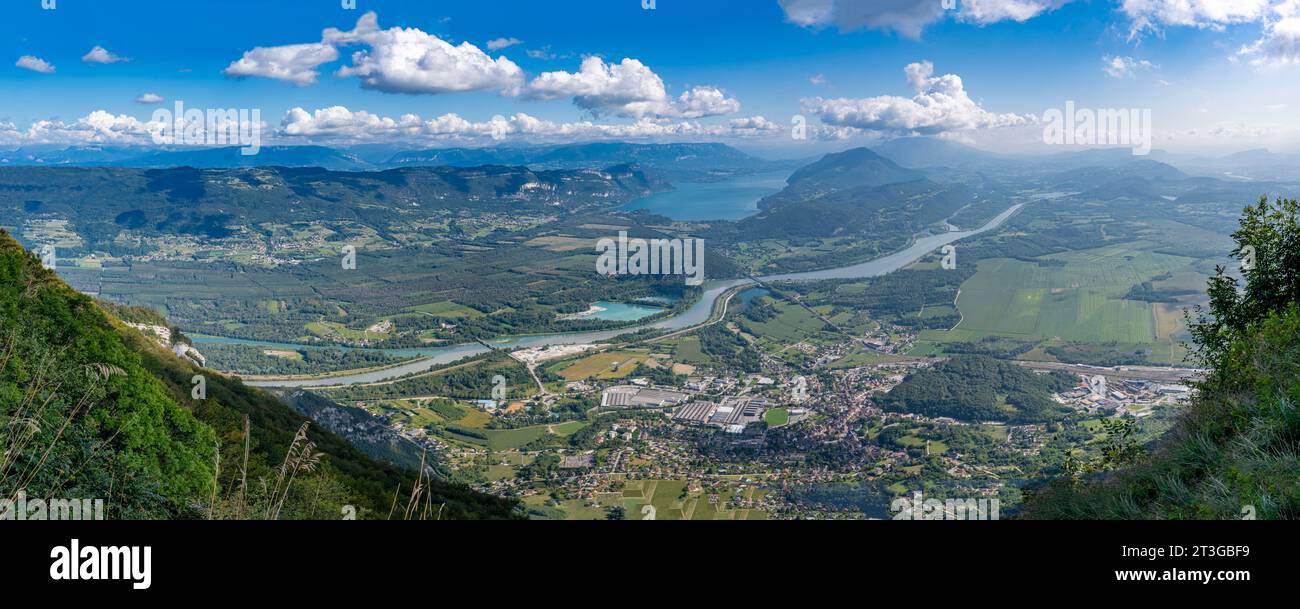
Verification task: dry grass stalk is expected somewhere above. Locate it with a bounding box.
[265,421,322,520]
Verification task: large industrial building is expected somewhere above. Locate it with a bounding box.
[601,385,690,409]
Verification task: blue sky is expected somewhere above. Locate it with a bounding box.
[3,0,1299,156]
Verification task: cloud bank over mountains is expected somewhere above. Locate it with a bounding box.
[0,105,782,147]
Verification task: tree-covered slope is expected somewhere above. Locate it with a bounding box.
[1,229,518,519]
[1,230,215,517]
[878,355,1076,423]
[1022,197,1300,519]
[736,179,968,240]
[758,147,924,209]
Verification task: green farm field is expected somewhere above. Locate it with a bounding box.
[616,480,768,521]
[401,300,484,319]
[927,243,1196,345]
[551,350,655,381]
[383,399,585,451]
[739,300,828,345]
[670,336,710,364]
[522,479,768,520]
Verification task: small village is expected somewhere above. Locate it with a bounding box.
[345,327,1195,520]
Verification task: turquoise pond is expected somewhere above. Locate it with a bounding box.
[572,301,665,321]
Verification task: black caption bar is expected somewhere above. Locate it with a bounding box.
[0,520,1287,598]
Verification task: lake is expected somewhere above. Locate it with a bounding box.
[617,170,792,220]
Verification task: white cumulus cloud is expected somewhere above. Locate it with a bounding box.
[801,61,1032,136]
[82,46,129,64]
[135,92,165,104]
[1235,1,1300,66]
[1120,0,1272,37]
[524,57,670,117]
[1116,1,1300,67]
[958,0,1073,24]
[0,105,780,148]
[328,12,523,94]
[724,116,783,136]
[20,110,160,144]
[223,12,522,94]
[674,86,743,118]
[280,106,425,139]
[223,42,339,86]
[777,0,1069,39]
[276,105,776,144]
[0,123,17,144]
[522,57,740,119]
[16,55,55,74]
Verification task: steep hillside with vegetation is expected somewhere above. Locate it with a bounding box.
[0,229,518,519]
[758,147,923,208]
[737,179,969,241]
[1023,197,1300,519]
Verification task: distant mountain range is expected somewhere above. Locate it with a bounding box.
[121,145,370,171]
[871,137,1010,170]
[6,137,1299,217]
[0,144,375,170]
[852,136,1300,185]
[8,137,1300,184]
[0,163,668,251]
[0,141,793,179]
[860,138,1300,204]
[389,142,770,170]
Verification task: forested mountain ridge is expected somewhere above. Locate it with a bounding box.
[758,147,924,210]
[734,179,969,240]
[0,163,667,253]
[0,229,519,519]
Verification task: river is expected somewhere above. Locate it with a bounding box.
[204,203,1024,388]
